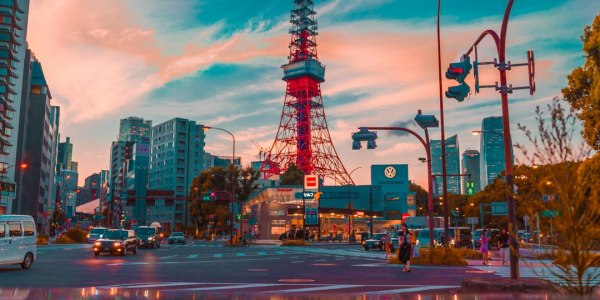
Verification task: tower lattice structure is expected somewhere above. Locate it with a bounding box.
[261,0,353,185]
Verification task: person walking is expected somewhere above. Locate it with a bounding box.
[398,223,412,272]
[498,228,510,265]
[480,228,490,265]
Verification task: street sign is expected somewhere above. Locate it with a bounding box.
[542,194,557,202]
[541,210,560,217]
[304,202,319,225]
[491,202,508,216]
[466,217,478,225]
[304,175,319,190]
[294,192,315,199]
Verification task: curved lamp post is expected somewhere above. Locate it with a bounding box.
[204,126,237,246]
[352,110,439,248]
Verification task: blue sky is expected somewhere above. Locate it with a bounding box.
[28,0,598,186]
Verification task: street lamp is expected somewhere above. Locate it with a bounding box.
[347,167,361,244]
[1,162,28,213]
[471,130,503,137]
[204,126,236,246]
[352,110,439,248]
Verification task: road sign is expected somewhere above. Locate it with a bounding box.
[491,202,508,216]
[248,216,257,226]
[304,175,319,190]
[542,194,557,202]
[466,217,478,225]
[541,210,560,217]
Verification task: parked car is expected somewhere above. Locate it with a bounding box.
[320,233,343,242]
[0,215,37,269]
[416,228,444,248]
[364,233,395,251]
[278,229,308,241]
[87,227,108,243]
[448,227,471,248]
[135,226,162,248]
[93,229,139,256]
[168,232,186,244]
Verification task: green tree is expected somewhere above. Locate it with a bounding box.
[562,14,600,150]
[516,97,598,295]
[409,182,428,215]
[279,163,304,185]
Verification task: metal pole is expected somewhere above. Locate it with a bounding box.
[436,0,450,245]
[369,186,373,235]
[424,128,435,249]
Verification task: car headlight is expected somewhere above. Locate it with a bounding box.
[94,241,101,247]
[148,237,154,241]
[87,234,90,238]
[416,240,419,245]
[113,242,122,247]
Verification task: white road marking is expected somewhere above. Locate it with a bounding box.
[361,285,460,295]
[269,284,360,293]
[97,282,199,289]
[214,254,223,258]
[258,251,266,256]
[236,253,245,257]
[168,283,280,292]
[160,255,178,260]
[107,257,281,266]
[187,254,199,259]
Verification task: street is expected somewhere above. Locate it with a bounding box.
[0,240,501,298]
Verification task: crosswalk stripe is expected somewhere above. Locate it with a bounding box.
[269,284,359,293]
[170,283,280,292]
[214,254,223,258]
[258,251,266,256]
[363,285,460,295]
[236,253,245,257]
[188,254,198,259]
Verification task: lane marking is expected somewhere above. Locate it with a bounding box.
[361,285,460,295]
[257,251,266,256]
[160,255,178,260]
[269,284,359,293]
[187,254,199,259]
[236,253,245,257]
[97,282,199,289]
[107,257,280,266]
[167,283,280,292]
[214,254,223,258]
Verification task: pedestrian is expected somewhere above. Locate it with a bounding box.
[398,223,412,272]
[498,228,510,265]
[480,228,489,265]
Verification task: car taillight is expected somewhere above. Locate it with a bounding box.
[113,242,122,247]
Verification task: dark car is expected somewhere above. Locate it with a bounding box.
[168,232,186,244]
[278,229,308,241]
[135,226,162,248]
[364,233,395,251]
[93,229,139,256]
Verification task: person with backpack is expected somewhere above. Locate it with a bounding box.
[398,223,412,272]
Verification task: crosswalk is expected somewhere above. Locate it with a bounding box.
[280,246,387,261]
[470,264,600,287]
[95,281,460,295]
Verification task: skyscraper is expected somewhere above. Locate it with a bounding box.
[480,116,513,186]
[58,136,73,171]
[14,52,55,225]
[119,116,152,143]
[430,134,461,195]
[461,149,481,195]
[149,118,205,227]
[0,0,29,215]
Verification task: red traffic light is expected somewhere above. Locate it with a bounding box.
[20,163,28,169]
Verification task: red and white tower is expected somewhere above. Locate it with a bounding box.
[261,0,353,185]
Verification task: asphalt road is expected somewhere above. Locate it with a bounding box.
[0,240,502,298]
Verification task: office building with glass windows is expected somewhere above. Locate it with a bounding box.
[430,134,461,195]
[480,116,513,186]
[461,149,481,195]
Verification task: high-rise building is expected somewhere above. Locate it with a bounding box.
[149,118,205,227]
[119,116,152,143]
[461,150,481,195]
[204,153,241,169]
[108,139,134,226]
[124,137,150,225]
[480,116,513,186]
[0,0,29,215]
[430,134,461,195]
[14,52,56,227]
[84,173,101,200]
[47,106,60,215]
[57,136,73,171]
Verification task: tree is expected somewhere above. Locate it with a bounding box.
[279,163,304,185]
[562,14,600,150]
[409,182,428,215]
[516,97,599,295]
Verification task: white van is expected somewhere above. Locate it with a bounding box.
[0,215,37,269]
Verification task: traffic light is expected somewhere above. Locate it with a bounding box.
[445,83,470,102]
[446,56,472,102]
[203,191,217,201]
[466,181,475,196]
[445,56,472,83]
[351,127,377,150]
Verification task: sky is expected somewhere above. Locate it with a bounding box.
[27,0,598,187]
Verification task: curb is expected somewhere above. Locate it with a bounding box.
[461,277,563,293]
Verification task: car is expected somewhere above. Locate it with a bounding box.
[363,233,395,251]
[168,232,186,244]
[93,229,139,256]
[135,226,162,248]
[87,227,108,243]
[278,229,308,241]
[0,215,37,269]
[416,228,444,248]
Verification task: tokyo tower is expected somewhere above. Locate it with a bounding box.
[261,0,353,185]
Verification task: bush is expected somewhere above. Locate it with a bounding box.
[412,247,468,266]
[54,228,88,244]
[282,240,307,246]
[36,235,49,245]
[54,235,76,244]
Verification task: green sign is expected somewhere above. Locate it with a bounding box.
[541,210,560,217]
[491,202,508,216]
